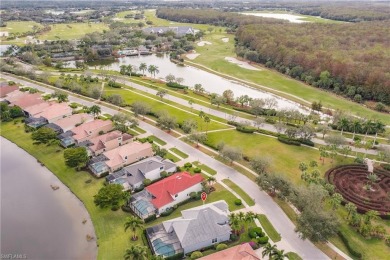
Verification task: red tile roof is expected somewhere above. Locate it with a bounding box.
[199,243,260,260]
[0,85,18,98]
[11,93,44,109]
[146,172,203,209]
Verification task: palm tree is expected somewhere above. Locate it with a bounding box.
[148,65,159,78]
[272,249,288,260]
[329,193,343,211]
[124,216,144,241]
[206,176,216,187]
[124,245,148,260]
[89,105,101,118]
[120,65,127,75]
[351,119,362,140]
[237,211,245,222]
[373,120,385,147]
[362,119,375,142]
[262,243,277,258]
[345,202,357,220]
[229,213,241,235]
[364,210,380,225]
[204,116,210,133]
[337,117,350,136]
[139,63,147,76]
[199,111,205,131]
[244,211,256,223]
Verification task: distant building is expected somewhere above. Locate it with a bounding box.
[146,200,231,257]
[143,26,198,36]
[80,130,133,156]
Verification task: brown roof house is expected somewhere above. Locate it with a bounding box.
[25,102,73,128]
[199,243,260,260]
[2,90,25,103]
[59,119,113,147]
[0,85,19,98]
[89,141,153,177]
[45,113,94,133]
[81,130,133,156]
[9,93,45,109]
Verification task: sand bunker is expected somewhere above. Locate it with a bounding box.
[197,41,212,47]
[186,53,200,60]
[221,37,229,43]
[224,57,261,71]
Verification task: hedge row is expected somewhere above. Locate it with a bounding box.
[232,106,277,117]
[236,126,256,133]
[338,230,362,259]
[166,82,188,89]
[277,136,302,146]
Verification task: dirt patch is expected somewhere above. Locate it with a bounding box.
[221,37,229,43]
[224,57,262,71]
[197,41,212,47]
[186,53,200,60]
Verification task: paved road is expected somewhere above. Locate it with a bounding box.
[3,74,329,259]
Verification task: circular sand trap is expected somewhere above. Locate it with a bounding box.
[221,37,229,43]
[224,57,261,71]
[186,53,200,60]
[197,41,212,47]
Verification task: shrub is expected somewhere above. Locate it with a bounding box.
[234,199,242,206]
[144,214,157,223]
[216,243,228,251]
[249,240,259,250]
[194,167,201,173]
[354,157,364,164]
[338,231,362,258]
[249,231,258,239]
[277,136,301,146]
[227,121,242,127]
[298,138,315,147]
[184,162,192,168]
[257,236,269,244]
[165,252,184,260]
[160,171,168,178]
[166,82,188,89]
[161,208,174,217]
[382,164,390,171]
[143,179,152,186]
[256,128,279,137]
[111,205,120,211]
[190,251,203,259]
[236,126,256,133]
[230,233,238,241]
[265,118,276,124]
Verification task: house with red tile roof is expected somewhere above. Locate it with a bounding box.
[23,102,52,117]
[199,243,260,260]
[0,85,19,98]
[45,113,94,133]
[82,130,133,156]
[10,93,45,109]
[33,102,72,123]
[59,119,113,147]
[129,172,203,218]
[2,90,25,103]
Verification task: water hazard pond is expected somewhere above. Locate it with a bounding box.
[0,137,97,260]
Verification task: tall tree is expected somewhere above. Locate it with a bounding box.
[63,147,89,170]
[124,216,144,241]
[94,184,128,209]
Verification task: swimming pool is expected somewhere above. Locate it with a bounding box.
[152,238,175,257]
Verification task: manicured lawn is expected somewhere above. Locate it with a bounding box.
[221,179,255,206]
[206,131,354,183]
[188,31,390,124]
[257,214,282,242]
[2,21,43,34]
[39,23,109,40]
[286,252,303,260]
[0,120,145,259]
[193,161,217,175]
[133,126,146,134]
[169,147,188,159]
[146,135,167,146]
[104,85,229,132]
[164,152,181,163]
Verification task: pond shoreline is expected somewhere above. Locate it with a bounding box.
[0,136,97,259]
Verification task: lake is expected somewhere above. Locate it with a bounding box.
[0,137,97,260]
[241,12,308,23]
[66,54,310,113]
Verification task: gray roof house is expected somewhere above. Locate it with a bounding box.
[146,200,231,258]
[143,26,198,37]
[106,156,176,191]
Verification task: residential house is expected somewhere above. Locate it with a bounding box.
[0,85,18,98]
[106,156,177,191]
[81,130,133,156]
[199,243,260,260]
[23,102,52,117]
[59,119,113,147]
[89,141,153,177]
[33,102,72,123]
[145,200,231,257]
[9,93,45,109]
[129,172,203,219]
[45,113,94,133]
[2,90,25,103]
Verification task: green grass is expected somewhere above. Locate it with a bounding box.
[286,252,303,260]
[103,85,229,132]
[206,130,354,183]
[164,152,181,163]
[193,161,217,175]
[1,21,43,34]
[221,179,255,206]
[0,120,145,259]
[187,31,390,124]
[146,135,167,146]
[169,148,188,159]
[133,126,146,134]
[257,214,282,242]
